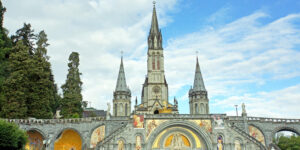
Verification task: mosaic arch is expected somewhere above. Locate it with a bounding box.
[90,125,105,148]
[248,125,265,146]
[25,129,44,150]
[54,129,82,150]
[146,121,213,150]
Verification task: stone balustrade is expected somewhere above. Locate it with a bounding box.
[1,116,106,124]
[247,117,300,123]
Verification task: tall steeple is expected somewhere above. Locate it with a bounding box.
[148,1,162,49]
[135,1,178,115]
[193,57,206,92]
[189,57,209,114]
[113,55,131,117]
[115,56,129,92]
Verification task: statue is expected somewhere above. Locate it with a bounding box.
[107,102,111,119]
[242,103,246,114]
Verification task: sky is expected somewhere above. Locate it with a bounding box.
[2,0,300,118]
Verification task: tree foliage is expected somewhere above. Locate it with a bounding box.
[277,135,300,150]
[61,52,83,118]
[0,119,28,150]
[11,23,36,55]
[1,41,30,118]
[0,0,12,115]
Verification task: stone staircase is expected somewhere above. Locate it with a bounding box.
[268,143,281,150]
[230,123,267,150]
[96,122,128,148]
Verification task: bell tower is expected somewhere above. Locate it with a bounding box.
[189,57,209,114]
[135,2,178,114]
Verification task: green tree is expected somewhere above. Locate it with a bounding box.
[0,0,12,115]
[61,52,83,118]
[0,119,27,150]
[1,41,31,118]
[277,135,300,150]
[11,23,36,55]
[25,31,54,119]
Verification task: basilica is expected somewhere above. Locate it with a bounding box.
[15,2,300,150]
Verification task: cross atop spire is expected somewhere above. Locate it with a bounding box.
[193,57,206,91]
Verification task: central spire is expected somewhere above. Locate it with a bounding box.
[148,1,162,49]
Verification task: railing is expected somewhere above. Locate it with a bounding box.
[230,123,267,150]
[1,117,106,124]
[269,143,281,150]
[247,117,300,123]
[228,116,300,123]
[97,123,128,147]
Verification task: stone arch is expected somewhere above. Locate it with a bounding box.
[146,120,213,150]
[26,128,47,139]
[53,128,83,150]
[271,126,300,138]
[88,123,106,149]
[248,124,266,146]
[25,128,46,150]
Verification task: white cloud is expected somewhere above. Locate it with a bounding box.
[3,1,300,118]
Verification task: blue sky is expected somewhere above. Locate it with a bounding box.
[3,0,300,118]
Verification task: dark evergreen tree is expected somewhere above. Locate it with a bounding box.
[0,0,12,115]
[61,52,83,118]
[1,41,30,118]
[25,31,54,119]
[11,23,36,55]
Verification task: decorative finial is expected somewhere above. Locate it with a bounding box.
[153,0,156,7]
[121,50,123,58]
[196,50,199,57]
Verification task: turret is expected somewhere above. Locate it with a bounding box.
[113,56,131,116]
[189,57,209,114]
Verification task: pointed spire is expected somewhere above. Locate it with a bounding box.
[115,54,129,92]
[193,57,206,91]
[148,1,162,49]
[150,1,159,35]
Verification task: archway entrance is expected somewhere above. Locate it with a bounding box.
[54,129,82,150]
[25,130,44,150]
[146,121,212,150]
[154,110,159,114]
[273,128,300,149]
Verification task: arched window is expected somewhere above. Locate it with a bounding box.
[125,104,128,116]
[195,103,198,114]
[157,55,160,70]
[120,103,123,115]
[114,104,117,116]
[200,103,205,114]
[152,54,155,70]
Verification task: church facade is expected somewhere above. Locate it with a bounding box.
[8,3,300,150]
